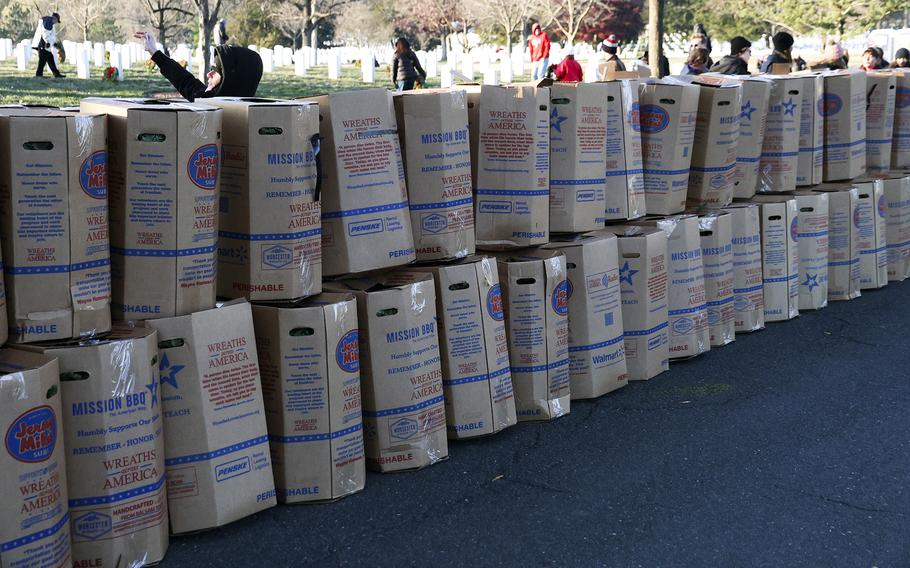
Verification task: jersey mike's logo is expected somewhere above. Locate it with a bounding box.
[487,284,504,321]
[790,216,799,242]
[188,144,219,189]
[552,280,569,316]
[336,330,360,373]
[818,93,843,117]
[5,406,56,463]
[80,150,108,199]
[638,104,670,133]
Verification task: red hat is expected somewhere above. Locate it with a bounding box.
[603,34,619,49]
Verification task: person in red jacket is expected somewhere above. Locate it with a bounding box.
[529,23,551,80]
[552,48,583,82]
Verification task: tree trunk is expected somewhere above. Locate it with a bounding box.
[648,0,662,77]
[310,23,318,50]
[157,12,166,48]
[440,30,448,61]
[520,16,529,48]
[198,13,212,80]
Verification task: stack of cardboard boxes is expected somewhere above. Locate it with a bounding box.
[4,61,910,564]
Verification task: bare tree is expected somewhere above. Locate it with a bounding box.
[468,0,533,55]
[271,0,353,49]
[70,0,114,41]
[189,0,221,77]
[142,0,192,47]
[540,0,599,45]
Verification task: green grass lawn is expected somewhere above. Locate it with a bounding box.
[0,56,533,106]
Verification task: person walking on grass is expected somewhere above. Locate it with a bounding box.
[529,23,551,80]
[391,38,426,91]
[32,12,65,78]
[710,37,751,75]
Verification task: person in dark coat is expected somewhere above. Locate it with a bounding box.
[391,38,426,91]
[32,12,65,78]
[138,31,263,101]
[760,31,794,73]
[891,48,910,68]
[638,50,670,78]
[681,48,710,75]
[710,36,751,75]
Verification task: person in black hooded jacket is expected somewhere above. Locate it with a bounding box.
[710,36,751,75]
[137,31,263,101]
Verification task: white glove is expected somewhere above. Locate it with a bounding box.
[134,31,158,56]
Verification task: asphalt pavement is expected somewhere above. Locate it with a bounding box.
[162,280,910,567]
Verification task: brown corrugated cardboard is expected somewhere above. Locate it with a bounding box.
[541,234,628,398]
[795,73,825,187]
[251,294,365,503]
[305,89,416,275]
[466,84,550,249]
[638,79,700,215]
[548,83,607,232]
[409,257,516,438]
[880,173,910,280]
[601,79,646,221]
[632,215,709,358]
[143,300,275,533]
[698,213,734,346]
[822,69,867,181]
[0,107,111,343]
[732,77,772,199]
[687,78,742,208]
[866,73,896,175]
[813,184,861,300]
[757,76,802,193]
[890,71,910,168]
[204,98,321,301]
[598,226,669,380]
[854,180,888,289]
[324,273,448,471]
[794,192,829,310]
[394,89,475,262]
[18,327,169,567]
[493,250,570,419]
[754,198,799,321]
[80,97,221,321]
[0,350,71,567]
[721,203,765,332]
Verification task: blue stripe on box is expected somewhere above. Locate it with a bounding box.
[164,435,270,466]
[410,197,473,211]
[219,228,321,241]
[322,200,409,220]
[361,395,445,418]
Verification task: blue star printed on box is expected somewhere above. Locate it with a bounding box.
[740,100,756,121]
[145,379,158,408]
[782,98,797,116]
[159,353,185,390]
[619,261,638,286]
[550,107,568,133]
[802,273,819,291]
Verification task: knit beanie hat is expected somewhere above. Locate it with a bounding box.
[730,36,751,55]
[772,31,794,52]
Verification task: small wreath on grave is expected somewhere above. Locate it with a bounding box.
[102,66,118,81]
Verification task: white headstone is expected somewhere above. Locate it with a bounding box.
[327,50,342,80]
[499,56,512,84]
[294,50,307,76]
[76,45,90,79]
[16,43,27,71]
[361,49,374,83]
[440,63,453,88]
[105,40,114,52]
[308,46,317,67]
[282,47,293,66]
[426,55,437,78]
[110,48,123,80]
[476,50,489,75]
[260,47,274,73]
[512,50,524,76]
[483,67,499,85]
[584,57,599,82]
[272,45,283,66]
[461,51,474,81]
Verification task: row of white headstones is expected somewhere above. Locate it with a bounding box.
[0,36,626,85]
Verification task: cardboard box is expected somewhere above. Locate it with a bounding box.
[598,226,668,381]
[205,98,322,301]
[144,301,275,532]
[795,192,829,310]
[0,350,71,568]
[548,83,608,232]
[493,250,570,419]
[865,73,896,174]
[795,73,825,187]
[18,327,169,567]
[854,180,888,289]
[757,76,802,193]
[731,77,772,199]
[687,78,742,208]
[632,215,709,358]
[80,98,221,321]
[755,198,799,321]
[638,79,700,215]
[251,294,366,503]
[0,107,111,343]
[466,84,550,248]
[602,79,646,221]
[698,213,734,346]
[409,257,516,438]
[324,273,448,471]
[305,89,415,275]
[813,184,861,300]
[880,173,910,280]
[721,203,765,333]
[541,234,628,398]
[822,70,867,181]
[890,71,910,168]
[394,90,475,262]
